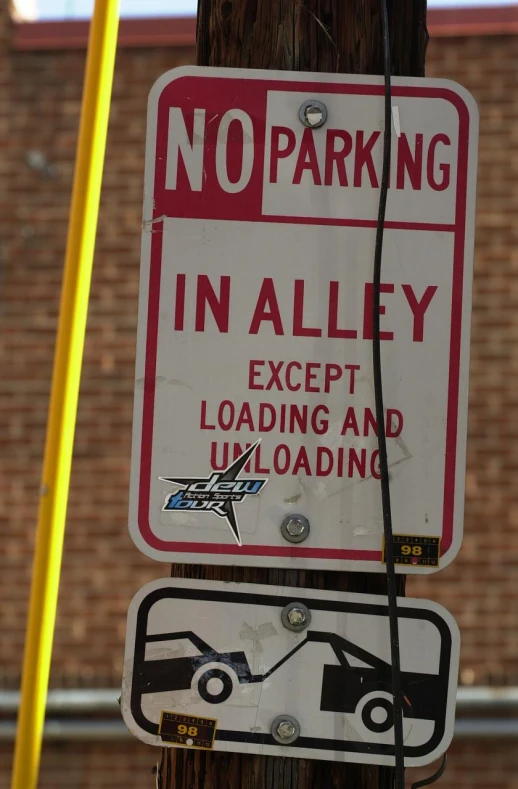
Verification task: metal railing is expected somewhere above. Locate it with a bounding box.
[0,687,517,741]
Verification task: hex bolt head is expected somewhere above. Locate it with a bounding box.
[299,99,328,129]
[280,514,310,544]
[288,607,305,626]
[277,720,296,739]
[287,519,304,536]
[271,715,301,745]
[281,602,312,632]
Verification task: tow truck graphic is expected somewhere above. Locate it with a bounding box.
[131,628,442,737]
[123,582,458,764]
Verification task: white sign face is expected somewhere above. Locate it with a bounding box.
[121,578,460,767]
[129,67,478,572]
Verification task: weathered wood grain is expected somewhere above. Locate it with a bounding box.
[162,2,427,786]
[196,0,427,76]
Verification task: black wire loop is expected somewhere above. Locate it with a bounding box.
[411,754,448,788]
[373,3,405,789]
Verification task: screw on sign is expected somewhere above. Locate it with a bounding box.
[288,608,305,626]
[280,514,310,544]
[128,67,478,573]
[121,579,460,767]
[281,601,312,632]
[299,100,328,129]
[272,716,301,745]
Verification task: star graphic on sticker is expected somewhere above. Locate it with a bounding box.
[160,440,267,546]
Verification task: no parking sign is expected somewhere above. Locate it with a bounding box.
[128,67,478,572]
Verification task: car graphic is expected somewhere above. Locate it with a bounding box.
[306,632,441,733]
[132,630,262,706]
[130,628,444,738]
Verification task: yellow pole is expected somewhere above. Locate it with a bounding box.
[10,3,120,788]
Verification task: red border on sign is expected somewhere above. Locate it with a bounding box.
[137,77,470,562]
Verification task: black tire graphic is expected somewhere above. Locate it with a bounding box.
[197,668,233,704]
[361,697,395,733]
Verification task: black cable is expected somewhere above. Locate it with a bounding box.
[373,4,405,789]
[411,754,448,789]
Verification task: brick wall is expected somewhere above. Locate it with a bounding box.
[1,8,517,789]
[415,33,518,689]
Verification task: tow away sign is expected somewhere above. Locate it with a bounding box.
[129,67,478,572]
[121,578,460,767]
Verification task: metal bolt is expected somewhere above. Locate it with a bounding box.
[299,99,327,129]
[288,608,305,626]
[287,520,304,537]
[281,601,311,632]
[271,715,301,745]
[277,720,296,739]
[280,514,310,544]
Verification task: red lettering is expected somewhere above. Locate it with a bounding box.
[353,131,380,188]
[231,442,270,474]
[292,446,311,475]
[232,443,253,472]
[235,402,254,431]
[270,126,296,183]
[345,364,360,394]
[349,448,367,477]
[289,405,307,434]
[328,281,357,339]
[363,283,394,340]
[248,360,264,390]
[259,403,276,432]
[246,361,362,396]
[311,405,329,435]
[396,134,423,190]
[401,284,437,341]
[211,442,228,471]
[427,134,451,191]
[174,273,186,331]
[363,409,377,436]
[200,400,215,430]
[249,278,284,335]
[316,447,333,476]
[386,409,403,438]
[225,118,245,187]
[218,401,235,430]
[293,129,322,185]
[273,444,290,474]
[324,130,352,186]
[371,450,381,480]
[305,362,319,393]
[195,275,230,333]
[286,361,302,391]
[254,443,271,474]
[293,280,322,337]
[341,408,359,436]
[337,447,344,477]
[266,360,284,391]
[324,363,342,394]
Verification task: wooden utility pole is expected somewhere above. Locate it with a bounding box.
[162,2,428,787]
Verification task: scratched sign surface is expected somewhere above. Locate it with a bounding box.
[121,579,460,767]
[129,67,478,572]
